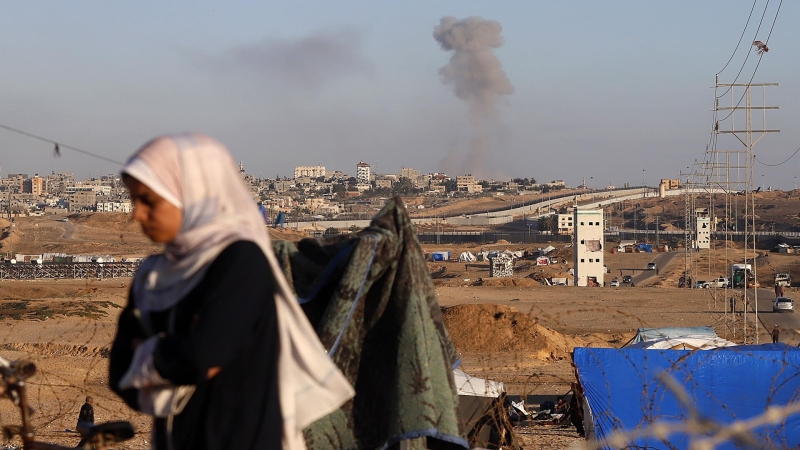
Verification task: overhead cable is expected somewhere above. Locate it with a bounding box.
[0,123,123,166]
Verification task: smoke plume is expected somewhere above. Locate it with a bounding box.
[206,28,372,90]
[433,16,513,178]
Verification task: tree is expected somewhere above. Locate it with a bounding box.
[391,178,418,196]
[324,227,340,237]
[538,214,558,234]
[370,187,391,197]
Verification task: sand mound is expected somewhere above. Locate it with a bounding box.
[475,277,541,287]
[69,212,140,232]
[0,286,74,300]
[268,228,309,242]
[442,304,579,360]
[2,342,110,358]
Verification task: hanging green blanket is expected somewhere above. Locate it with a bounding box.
[272,197,466,449]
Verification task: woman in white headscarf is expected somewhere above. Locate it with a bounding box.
[109,134,353,450]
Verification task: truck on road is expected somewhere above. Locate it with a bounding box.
[731,264,756,289]
[775,272,791,287]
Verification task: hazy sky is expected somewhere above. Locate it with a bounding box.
[2,1,798,189]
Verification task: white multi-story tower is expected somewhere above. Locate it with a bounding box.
[696,208,711,249]
[356,161,371,185]
[573,208,605,287]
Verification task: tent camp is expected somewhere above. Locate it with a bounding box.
[431,251,450,261]
[625,336,736,350]
[536,256,550,266]
[458,251,476,262]
[573,344,800,449]
[453,369,515,448]
[623,326,734,350]
[540,245,556,255]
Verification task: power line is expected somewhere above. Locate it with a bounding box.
[755,147,800,167]
[715,0,782,124]
[715,0,771,102]
[717,0,759,75]
[706,1,765,156]
[0,123,123,166]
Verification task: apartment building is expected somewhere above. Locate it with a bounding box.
[456,175,482,193]
[294,165,326,179]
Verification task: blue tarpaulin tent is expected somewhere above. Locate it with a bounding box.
[431,251,450,261]
[574,344,800,449]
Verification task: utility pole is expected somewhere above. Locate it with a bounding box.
[642,169,646,198]
[655,215,659,246]
[681,167,694,290]
[714,77,779,344]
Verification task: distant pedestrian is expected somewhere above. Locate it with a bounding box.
[75,396,94,448]
[772,325,780,344]
[76,396,94,431]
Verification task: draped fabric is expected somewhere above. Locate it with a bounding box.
[273,197,467,449]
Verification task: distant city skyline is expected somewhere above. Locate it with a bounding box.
[0,161,652,190]
[1,1,798,189]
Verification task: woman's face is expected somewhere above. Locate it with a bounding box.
[124,176,183,243]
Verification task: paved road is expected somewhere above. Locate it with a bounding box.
[630,252,680,287]
[748,287,800,346]
[63,220,76,239]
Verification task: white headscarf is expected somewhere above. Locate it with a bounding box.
[122,133,353,449]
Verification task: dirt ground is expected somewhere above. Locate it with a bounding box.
[1,211,798,449]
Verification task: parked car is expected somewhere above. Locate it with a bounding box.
[622,275,633,284]
[609,278,620,287]
[707,277,730,288]
[773,297,794,313]
[647,262,657,270]
[694,280,710,289]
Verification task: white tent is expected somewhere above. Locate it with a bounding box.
[453,369,507,448]
[458,251,477,262]
[626,336,737,350]
[453,369,504,397]
[540,245,556,255]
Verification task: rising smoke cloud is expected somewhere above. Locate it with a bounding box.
[434,16,513,178]
[203,28,373,90]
